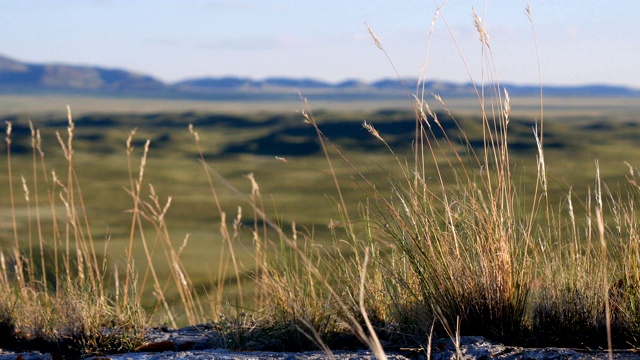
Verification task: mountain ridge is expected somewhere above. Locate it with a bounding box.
[0,54,165,91]
[1,54,639,98]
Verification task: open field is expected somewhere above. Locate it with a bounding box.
[5,93,640,118]
[2,99,640,289]
[3,92,640,356]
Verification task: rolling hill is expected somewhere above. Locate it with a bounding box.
[0,54,165,92]
[1,54,639,99]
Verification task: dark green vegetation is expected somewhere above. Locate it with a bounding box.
[2,107,638,239]
[2,99,640,356]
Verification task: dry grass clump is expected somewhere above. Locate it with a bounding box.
[232,6,640,353]
[0,110,149,357]
[0,282,145,357]
[527,166,640,347]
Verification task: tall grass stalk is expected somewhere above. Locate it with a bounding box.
[189,124,247,314]
[0,110,148,357]
[238,3,640,351]
[123,133,204,326]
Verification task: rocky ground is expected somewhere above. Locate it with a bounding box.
[1,325,640,359]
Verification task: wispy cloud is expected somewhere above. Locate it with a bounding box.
[143,34,308,51]
[204,0,256,10]
[203,0,283,11]
[565,25,580,37]
[197,35,309,51]
[145,37,184,47]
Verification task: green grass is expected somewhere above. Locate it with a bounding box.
[6,6,640,356]
[2,94,640,356]
[5,93,640,117]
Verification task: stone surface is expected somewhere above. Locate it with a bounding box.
[2,326,640,359]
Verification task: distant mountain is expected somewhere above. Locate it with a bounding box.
[176,76,640,97]
[174,76,333,90]
[174,76,258,89]
[262,77,333,88]
[1,54,639,98]
[0,54,166,92]
[335,79,368,88]
[371,78,419,89]
[503,83,640,97]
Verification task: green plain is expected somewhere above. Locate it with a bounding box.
[2,93,640,311]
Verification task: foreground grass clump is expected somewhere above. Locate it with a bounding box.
[0,114,147,357]
[0,282,145,357]
[246,95,640,352]
[237,14,640,354]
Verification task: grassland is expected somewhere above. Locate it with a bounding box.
[2,91,640,357]
[5,93,640,117]
[5,4,640,355]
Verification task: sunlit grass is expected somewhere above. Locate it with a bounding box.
[4,56,640,358]
[3,92,640,356]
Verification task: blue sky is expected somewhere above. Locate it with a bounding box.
[2,1,639,87]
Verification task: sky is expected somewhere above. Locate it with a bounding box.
[2,0,640,87]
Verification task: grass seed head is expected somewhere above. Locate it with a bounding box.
[363,121,383,142]
[472,7,490,48]
[365,22,384,51]
[5,121,11,143]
